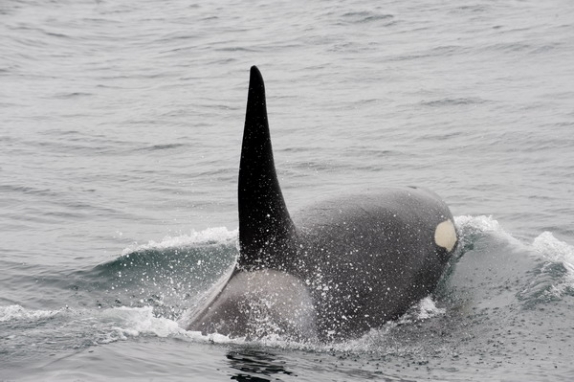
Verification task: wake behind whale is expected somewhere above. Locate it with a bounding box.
[181,66,458,341]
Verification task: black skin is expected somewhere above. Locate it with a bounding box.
[292,190,454,340]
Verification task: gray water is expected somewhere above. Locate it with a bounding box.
[1,0,574,380]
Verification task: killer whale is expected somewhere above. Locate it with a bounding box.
[182,66,458,341]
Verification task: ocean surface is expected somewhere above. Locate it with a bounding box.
[1,0,574,380]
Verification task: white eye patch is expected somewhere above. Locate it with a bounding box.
[434,219,457,252]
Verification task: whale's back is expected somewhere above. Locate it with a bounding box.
[292,188,456,339]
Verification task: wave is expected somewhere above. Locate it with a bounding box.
[532,231,574,282]
[3,218,573,360]
[63,227,240,320]
[91,218,574,343]
[456,215,574,301]
[89,227,238,286]
[120,226,238,257]
[0,304,184,346]
[455,214,523,253]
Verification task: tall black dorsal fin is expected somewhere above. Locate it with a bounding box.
[237,66,297,271]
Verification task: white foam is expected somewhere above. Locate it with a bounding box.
[416,297,446,320]
[0,305,61,322]
[85,306,247,345]
[121,227,238,256]
[181,330,247,345]
[454,215,526,258]
[454,215,523,247]
[0,304,194,344]
[532,232,574,266]
[102,306,184,338]
[455,215,502,233]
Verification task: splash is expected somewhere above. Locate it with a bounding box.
[414,297,446,320]
[455,215,523,251]
[103,306,184,338]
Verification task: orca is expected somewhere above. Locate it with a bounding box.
[182,66,458,341]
